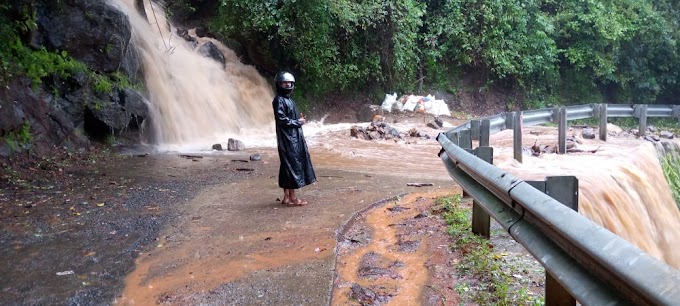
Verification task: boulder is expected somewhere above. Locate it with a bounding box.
[1,0,146,157]
[228,138,245,151]
[427,117,444,129]
[581,128,596,139]
[198,41,226,68]
[33,0,139,76]
[660,131,674,139]
[87,88,149,133]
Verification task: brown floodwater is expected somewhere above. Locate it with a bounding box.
[492,126,680,268]
[107,1,679,304]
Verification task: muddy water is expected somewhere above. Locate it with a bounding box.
[492,126,680,269]
[308,124,451,180]
[109,0,275,150]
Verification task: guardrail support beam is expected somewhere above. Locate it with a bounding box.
[527,176,579,306]
[468,147,493,238]
[513,111,523,162]
[505,112,515,130]
[637,104,648,137]
[480,119,491,147]
[470,120,481,141]
[558,107,567,154]
[459,129,472,150]
[599,104,608,141]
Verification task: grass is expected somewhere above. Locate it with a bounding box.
[3,121,32,152]
[660,152,680,210]
[436,195,544,306]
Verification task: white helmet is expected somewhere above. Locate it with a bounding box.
[275,71,295,94]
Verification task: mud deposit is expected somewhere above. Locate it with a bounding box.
[332,189,462,305]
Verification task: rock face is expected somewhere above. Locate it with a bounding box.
[1,0,149,158]
[33,0,141,77]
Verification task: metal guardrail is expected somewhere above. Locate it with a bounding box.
[437,103,680,305]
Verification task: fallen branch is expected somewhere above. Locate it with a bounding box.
[179,154,203,159]
[407,183,434,187]
[567,146,601,153]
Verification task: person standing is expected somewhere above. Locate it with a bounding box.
[272,71,316,206]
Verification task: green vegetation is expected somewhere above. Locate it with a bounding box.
[436,195,544,305]
[660,152,680,210]
[201,0,680,106]
[4,1,680,108]
[92,73,113,94]
[4,121,33,152]
[0,3,136,93]
[1,3,85,87]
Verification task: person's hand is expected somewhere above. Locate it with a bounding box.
[299,113,306,125]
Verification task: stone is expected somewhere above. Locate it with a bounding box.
[227,138,245,151]
[581,128,596,139]
[198,41,226,68]
[660,131,674,139]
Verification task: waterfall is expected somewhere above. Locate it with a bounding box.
[577,141,680,267]
[108,0,275,151]
[494,135,680,269]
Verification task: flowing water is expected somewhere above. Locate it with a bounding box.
[111,1,678,299]
[109,0,275,151]
[492,127,680,268]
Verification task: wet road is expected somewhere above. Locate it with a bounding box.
[1,121,458,305]
[114,146,455,305]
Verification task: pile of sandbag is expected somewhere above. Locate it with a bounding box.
[380,93,451,116]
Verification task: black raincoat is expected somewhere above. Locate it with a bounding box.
[273,94,317,189]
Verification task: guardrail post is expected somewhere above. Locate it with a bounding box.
[445,131,460,146]
[558,107,567,154]
[459,129,473,150]
[599,104,608,141]
[480,119,491,147]
[469,147,493,238]
[673,105,680,124]
[527,176,579,306]
[513,111,523,162]
[637,104,648,137]
[470,120,481,141]
[505,112,515,130]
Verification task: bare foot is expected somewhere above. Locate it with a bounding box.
[286,198,308,206]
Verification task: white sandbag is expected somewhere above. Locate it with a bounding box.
[422,100,434,113]
[380,93,398,112]
[401,95,420,112]
[428,99,451,116]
